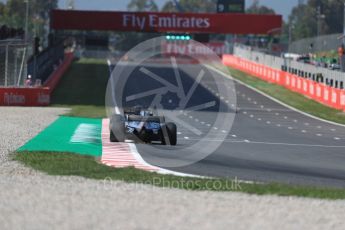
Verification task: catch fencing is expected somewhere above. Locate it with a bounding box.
[289,33,342,54]
[0,40,28,87]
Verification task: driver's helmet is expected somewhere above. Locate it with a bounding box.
[133,105,142,115]
[140,110,153,116]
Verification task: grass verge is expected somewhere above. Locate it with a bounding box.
[52,105,106,118]
[15,151,345,200]
[51,58,108,118]
[227,67,345,124]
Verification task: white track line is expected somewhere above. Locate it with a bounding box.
[208,65,345,128]
[179,137,345,148]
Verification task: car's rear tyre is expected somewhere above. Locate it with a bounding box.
[110,115,125,142]
[161,122,177,146]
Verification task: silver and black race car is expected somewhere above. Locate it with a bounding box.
[109,107,177,145]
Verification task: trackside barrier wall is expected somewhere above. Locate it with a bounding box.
[0,52,74,106]
[0,87,50,106]
[223,54,345,112]
[234,44,345,90]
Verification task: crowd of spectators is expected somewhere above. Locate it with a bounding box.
[289,44,344,71]
[295,54,340,70]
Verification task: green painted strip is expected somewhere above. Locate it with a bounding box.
[19,116,102,157]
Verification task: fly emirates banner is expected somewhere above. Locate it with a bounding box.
[51,10,282,34]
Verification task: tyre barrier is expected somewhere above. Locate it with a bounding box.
[223,54,345,112]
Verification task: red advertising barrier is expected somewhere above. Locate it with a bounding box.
[0,88,50,106]
[340,90,345,108]
[0,53,74,107]
[223,54,345,112]
[51,10,282,35]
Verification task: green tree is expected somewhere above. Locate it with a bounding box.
[119,0,159,50]
[0,0,58,43]
[308,0,345,35]
[288,4,315,41]
[127,0,158,12]
[0,2,6,22]
[287,0,345,41]
[161,1,176,12]
[246,0,275,14]
[1,0,57,27]
[1,0,26,27]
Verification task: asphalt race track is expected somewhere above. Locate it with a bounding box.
[116,61,345,188]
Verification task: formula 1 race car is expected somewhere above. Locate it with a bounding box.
[109,107,177,145]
